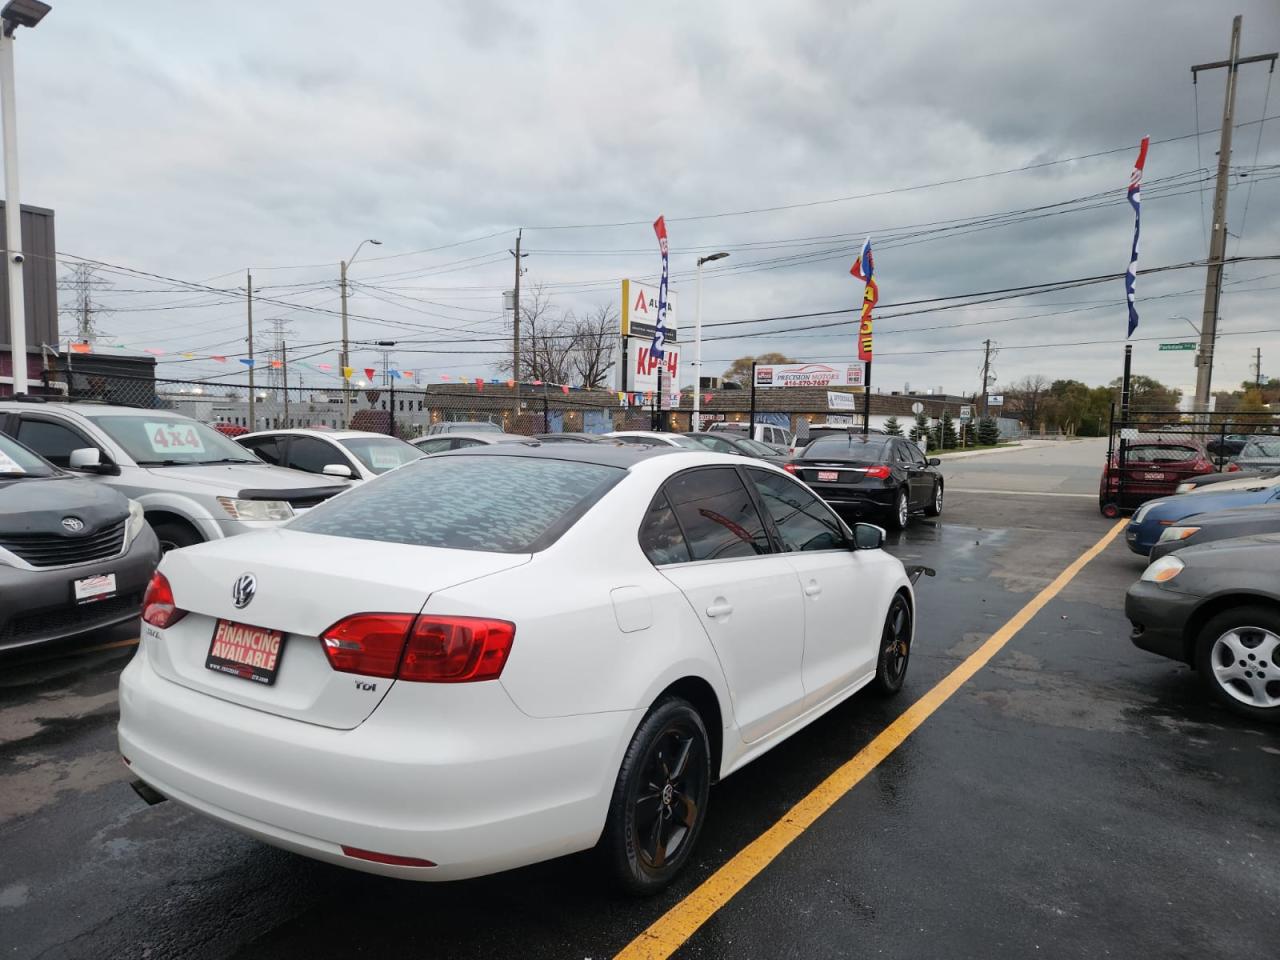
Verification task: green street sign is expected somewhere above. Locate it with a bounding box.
[1158,342,1196,351]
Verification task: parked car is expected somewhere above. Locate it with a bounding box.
[786,433,942,529]
[1174,468,1278,494]
[534,433,602,443]
[425,421,503,436]
[410,431,533,453]
[1150,503,1280,561]
[1231,435,1280,472]
[683,432,789,466]
[705,421,795,453]
[1126,534,1280,722]
[0,402,349,553]
[603,430,703,449]
[1098,437,1216,517]
[1124,476,1280,555]
[237,429,424,481]
[0,430,160,651]
[211,422,248,438]
[119,445,924,890]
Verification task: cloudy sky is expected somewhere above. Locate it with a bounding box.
[18,0,1280,398]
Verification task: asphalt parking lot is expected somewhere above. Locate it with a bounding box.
[2,439,1276,960]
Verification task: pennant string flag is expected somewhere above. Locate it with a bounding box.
[239,358,255,368]
[651,216,670,360]
[1125,135,1149,338]
[342,366,353,381]
[363,368,376,381]
[850,237,878,363]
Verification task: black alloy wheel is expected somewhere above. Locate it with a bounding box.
[601,697,711,894]
[873,594,913,695]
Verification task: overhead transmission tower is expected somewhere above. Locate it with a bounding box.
[57,263,113,345]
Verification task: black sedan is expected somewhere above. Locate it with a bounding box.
[1149,502,1280,561]
[682,432,789,466]
[0,431,160,651]
[1127,534,1280,723]
[786,434,942,530]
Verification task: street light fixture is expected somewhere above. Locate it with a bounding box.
[339,238,381,424]
[692,251,729,431]
[0,0,49,397]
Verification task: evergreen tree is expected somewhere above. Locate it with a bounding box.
[883,415,903,437]
[936,410,958,448]
[977,416,1000,446]
[909,411,931,443]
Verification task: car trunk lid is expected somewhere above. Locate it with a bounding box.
[147,528,529,729]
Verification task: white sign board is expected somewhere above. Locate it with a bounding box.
[827,390,858,411]
[988,394,1004,406]
[824,415,856,426]
[626,338,681,394]
[621,279,678,344]
[754,362,865,388]
[959,405,973,421]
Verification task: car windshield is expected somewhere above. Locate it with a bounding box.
[86,414,259,466]
[289,454,624,553]
[0,431,56,477]
[338,436,425,474]
[803,436,893,459]
[1244,438,1280,457]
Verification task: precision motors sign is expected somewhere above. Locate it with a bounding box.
[754,362,865,388]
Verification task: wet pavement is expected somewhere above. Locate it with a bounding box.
[1,472,1277,959]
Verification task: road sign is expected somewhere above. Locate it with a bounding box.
[911,401,924,414]
[959,404,972,421]
[1158,342,1196,351]
[988,395,1004,406]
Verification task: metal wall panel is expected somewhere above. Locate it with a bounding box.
[0,202,58,351]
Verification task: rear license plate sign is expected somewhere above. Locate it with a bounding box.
[206,619,285,685]
[73,573,116,605]
[1142,472,1166,481]
[817,470,839,482]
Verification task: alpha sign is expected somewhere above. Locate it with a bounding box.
[755,362,865,388]
[628,339,680,394]
[621,279,679,344]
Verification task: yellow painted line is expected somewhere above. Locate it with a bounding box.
[616,519,1127,960]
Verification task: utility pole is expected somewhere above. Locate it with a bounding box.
[340,258,350,426]
[510,230,526,419]
[1191,15,1278,411]
[1255,346,1263,389]
[980,339,993,417]
[281,340,289,428]
[246,270,256,430]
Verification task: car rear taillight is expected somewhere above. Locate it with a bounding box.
[1228,462,1241,472]
[141,572,187,628]
[782,463,798,474]
[320,613,516,682]
[864,465,893,479]
[400,616,516,682]
[321,613,415,678]
[1192,459,1214,473]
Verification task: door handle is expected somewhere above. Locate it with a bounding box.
[804,580,822,598]
[705,600,734,618]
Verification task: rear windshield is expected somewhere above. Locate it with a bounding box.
[289,455,623,553]
[803,436,892,459]
[1126,445,1198,462]
[339,436,424,474]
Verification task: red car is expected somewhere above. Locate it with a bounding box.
[211,422,248,438]
[1099,436,1216,516]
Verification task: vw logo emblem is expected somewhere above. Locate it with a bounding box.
[61,517,85,533]
[231,573,257,609]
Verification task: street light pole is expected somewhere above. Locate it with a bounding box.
[339,238,381,426]
[0,1,51,396]
[692,251,728,431]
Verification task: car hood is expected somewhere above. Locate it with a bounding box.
[0,474,129,537]
[1145,486,1277,521]
[1175,531,1280,567]
[141,462,349,494]
[1182,503,1280,529]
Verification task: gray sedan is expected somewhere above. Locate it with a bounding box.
[1149,502,1280,561]
[1126,534,1280,723]
[1232,436,1280,472]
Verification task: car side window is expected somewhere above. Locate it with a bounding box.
[286,436,346,474]
[748,469,847,552]
[892,440,912,463]
[416,438,451,453]
[638,492,692,565]
[241,436,283,465]
[663,467,772,561]
[15,418,94,468]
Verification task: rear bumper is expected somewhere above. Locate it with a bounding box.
[1124,580,1201,664]
[807,484,896,514]
[117,644,639,881]
[0,527,159,650]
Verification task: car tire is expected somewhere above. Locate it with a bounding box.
[600,697,712,895]
[872,593,913,696]
[924,481,943,517]
[151,520,203,554]
[1194,605,1280,723]
[887,489,910,531]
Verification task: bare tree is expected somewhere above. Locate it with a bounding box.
[1007,374,1050,428]
[506,283,575,384]
[569,303,618,388]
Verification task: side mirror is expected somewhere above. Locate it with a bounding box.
[852,522,885,550]
[322,463,354,479]
[928,457,941,466]
[69,447,117,474]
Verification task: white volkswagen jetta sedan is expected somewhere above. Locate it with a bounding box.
[119,443,921,892]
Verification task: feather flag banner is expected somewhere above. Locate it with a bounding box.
[850,237,878,363]
[1125,135,1149,337]
[651,216,670,360]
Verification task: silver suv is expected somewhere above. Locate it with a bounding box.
[0,402,350,552]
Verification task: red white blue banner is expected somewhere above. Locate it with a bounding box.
[1126,136,1149,338]
[651,216,670,360]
